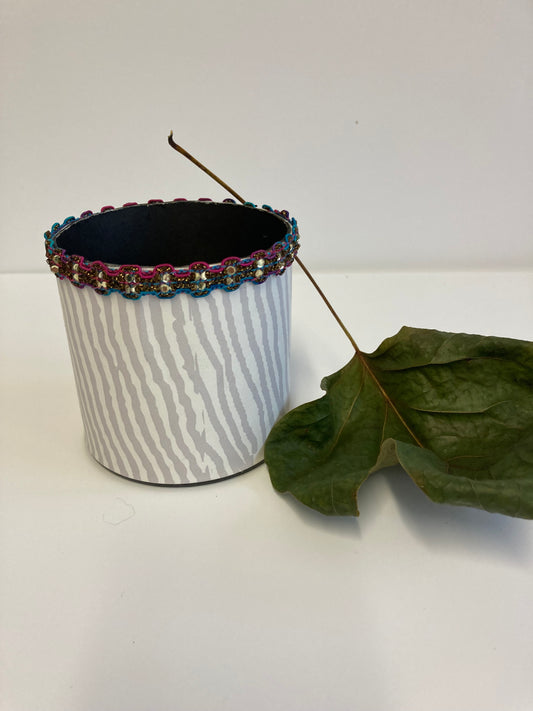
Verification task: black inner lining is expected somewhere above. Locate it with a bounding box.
[55,201,288,266]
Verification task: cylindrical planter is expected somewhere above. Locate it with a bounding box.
[45,199,299,485]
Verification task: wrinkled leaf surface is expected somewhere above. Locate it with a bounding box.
[265,327,533,518]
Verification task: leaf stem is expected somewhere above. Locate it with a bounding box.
[167,133,425,450]
[291,257,359,353]
[168,132,247,204]
[167,131,359,353]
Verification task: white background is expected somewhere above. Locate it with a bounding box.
[1,2,533,710]
[1,0,532,273]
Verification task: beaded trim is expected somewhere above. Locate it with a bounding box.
[44,199,299,299]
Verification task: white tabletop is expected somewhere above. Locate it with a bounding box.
[1,271,532,711]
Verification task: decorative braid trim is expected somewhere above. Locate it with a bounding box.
[44,199,299,299]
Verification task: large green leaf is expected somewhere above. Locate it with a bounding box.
[265,327,533,518]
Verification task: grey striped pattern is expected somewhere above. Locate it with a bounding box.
[57,273,292,484]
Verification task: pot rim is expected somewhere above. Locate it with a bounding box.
[44,198,299,299]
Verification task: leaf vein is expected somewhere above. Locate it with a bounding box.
[326,368,366,457]
[380,402,389,447]
[377,355,511,373]
[360,354,424,449]
[410,400,512,415]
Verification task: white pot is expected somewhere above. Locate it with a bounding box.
[46,199,298,485]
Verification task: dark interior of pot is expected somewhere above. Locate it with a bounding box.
[55,201,288,266]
